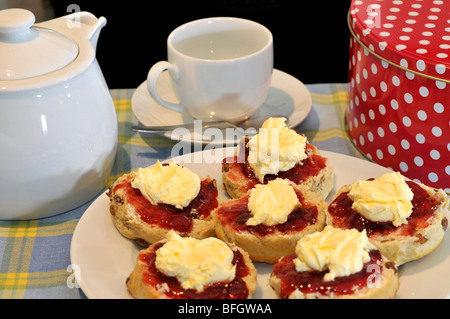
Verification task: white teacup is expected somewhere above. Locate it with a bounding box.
[147,17,273,122]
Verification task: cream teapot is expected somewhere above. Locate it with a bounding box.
[0,9,118,219]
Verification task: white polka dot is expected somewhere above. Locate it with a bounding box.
[403,116,412,127]
[382,60,389,69]
[400,35,410,41]
[400,59,408,68]
[436,64,446,74]
[443,35,450,40]
[380,31,391,37]
[416,60,426,71]
[379,41,388,51]
[392,76,400,86]
[370,87,377,97]
[363,69,368,79]
[390,7,400,12]
[406,71,415,80]
[401,139,410,150]
[432,126,443,137]
[436,81,446,89]
[430,150,440,160]
[378,127,385,138]
[396,44,407,51]
[428,172,439,183]
[422,31,433,37]
[419,86,429,97]
[402,27,413,32]
[379,104,386,115]
[355,95,360,106]
[371,64,378,74]
[428,15,439,21]
[404,93,413,104]
[416,133,426,144]
[368,131,374,142]
[406,19,416,24]
[376,149,384,160]
[419,39,431,45]
[441,44,450,49]
[386,15,397,21]
[354,117,359,128]
[360,113,366,124]
[408,11,419,17]
[437,53,448,59]
[417,110,427,121]
[400,162,409,172]
[389,122,398,132]
[414,156,424,167]
[388,145,396,155]
[445,166,450,175]
[380,81,388,92]
[412,4,422,8]
[369,109,375,120]
[391,99,399,109]
[359,135,365,146]
[425,24,436,29]
[361,91,367,102]
[434,103,444,113]
[417,48,427,54]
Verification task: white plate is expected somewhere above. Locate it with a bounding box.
[131,69,312,145]
[70,149,450,299]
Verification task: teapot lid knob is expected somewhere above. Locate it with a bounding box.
[0,8,35,35]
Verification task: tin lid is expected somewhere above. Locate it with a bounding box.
[349,0,450,82]
[0,8,78,81]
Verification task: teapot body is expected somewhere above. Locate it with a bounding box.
[0,60,117,219]
[0,10,117,219]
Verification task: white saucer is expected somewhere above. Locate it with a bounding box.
[131,69,312,145]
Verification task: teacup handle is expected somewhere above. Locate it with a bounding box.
[147,61,186,114]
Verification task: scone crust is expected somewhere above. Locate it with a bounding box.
[269,254,399,299]
[222,142,334,200]
[108,171,217,246]
[213,184,327,263]
[126,240,257,299]
[326,182,449,266]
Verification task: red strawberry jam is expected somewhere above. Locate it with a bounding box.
[113,176,218,233]
[327,181,440,238]
[138,242,250,299]
[272,250,383,298]
[215,188,318,236]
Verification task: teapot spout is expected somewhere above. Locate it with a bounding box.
[36,11,106,50]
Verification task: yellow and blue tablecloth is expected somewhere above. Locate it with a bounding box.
[0,83,364,299]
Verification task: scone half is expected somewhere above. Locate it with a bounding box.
[107,170,219,246]
[213,184,327,263]
[126,239,257,299]
[327,180,449,266]
[270,249,399,299]
[222,137,334,200]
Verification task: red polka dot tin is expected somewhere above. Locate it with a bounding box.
[347,0,450,192]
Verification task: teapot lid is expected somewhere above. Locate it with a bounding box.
[0,8,78,81]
